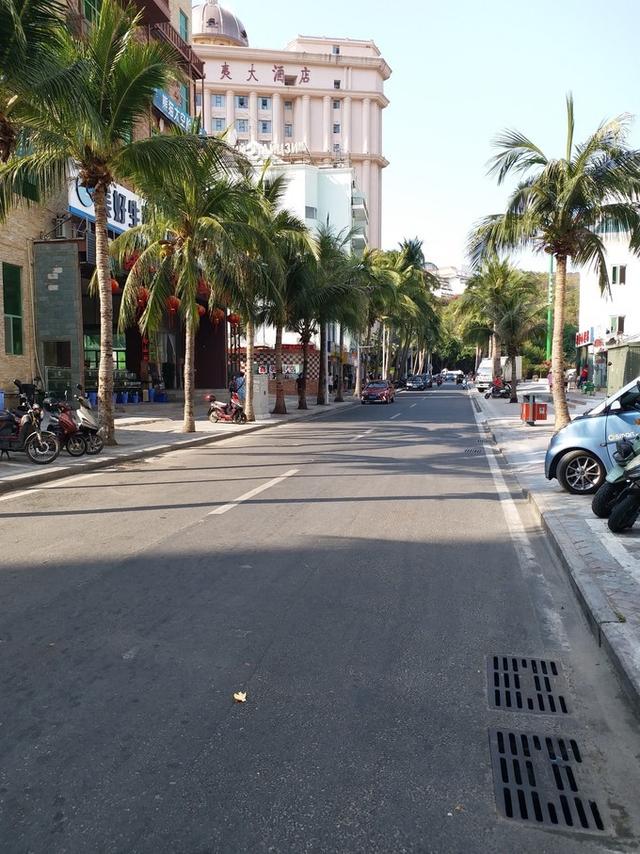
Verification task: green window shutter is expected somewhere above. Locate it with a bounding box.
[179,10,188,41]
[180,83,189,113]
[2,263,23,355]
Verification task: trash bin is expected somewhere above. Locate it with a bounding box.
[534,402,548,421]
[88,391,98,407]
[148,388,155,403]
[521,393,536,426]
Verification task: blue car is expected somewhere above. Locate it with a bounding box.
[545,376,640,494]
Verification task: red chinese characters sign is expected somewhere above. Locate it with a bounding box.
[575,328,594,347]
[217,64,311,84]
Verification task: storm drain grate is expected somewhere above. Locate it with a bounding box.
[464,448,484,456]
[472,398,482,413]
[488,656,570,715]
[489,729,607,833]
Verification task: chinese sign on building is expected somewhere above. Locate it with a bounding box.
[68,168,142,234]
[153,89,194,133]
[219,63,312,85]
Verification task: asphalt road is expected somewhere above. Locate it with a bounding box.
[1,387,640,853]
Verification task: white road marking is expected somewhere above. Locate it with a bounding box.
[208,468,299,516]
[348,428,374,443]
[0,488,33,503]
[410,403,417,409]
[390,413,401,420]
[471,403,570,649]
[586,518,640,582]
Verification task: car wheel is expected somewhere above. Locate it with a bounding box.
[557,449,605,495]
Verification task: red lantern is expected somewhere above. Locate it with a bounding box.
[197,277,209,297]
[111,278,121,294]
[227,312,240,326]
[137,287,149,309]
[123,252,140,272]
[197,304,206,317]
[166,295,181,314]
[211,307,225,325]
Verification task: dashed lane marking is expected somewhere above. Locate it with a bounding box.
[208,468,299,516]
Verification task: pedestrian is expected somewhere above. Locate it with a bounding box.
[327,375,333,394]
[547,368,553,392]
[235,372,246,403]
[578,365,588,388]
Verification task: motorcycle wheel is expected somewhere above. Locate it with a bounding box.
[25,432,60,465]
[607,493,640,533]
[591,481,625,519]
[85,433,104,455]
[65,434,87,457]
[209,412,220,423]
[234,411,247,424]
[484,392,491,399]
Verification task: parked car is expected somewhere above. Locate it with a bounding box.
[361,380,395,404]
[545,376,640,494]
[422,373,433,388]
[406,375,425,391]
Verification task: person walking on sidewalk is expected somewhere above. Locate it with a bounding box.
[547,368,553,392]
[578,365,588,389]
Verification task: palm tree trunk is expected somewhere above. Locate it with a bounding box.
[299,330,309,409]
[335,325,344,402]
[273,322,286,414]
[508,348,518,403]
[551,255,570,430]
[354,340,363,397]
[317,322,327,404]
[93,185,116,445]
[245,317,255,421]
[492,327,501,379]
[182,315,196,432]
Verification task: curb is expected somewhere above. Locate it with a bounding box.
[474,392,640,717]
[0,398,360,495]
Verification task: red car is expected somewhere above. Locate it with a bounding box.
[361,380,395,404]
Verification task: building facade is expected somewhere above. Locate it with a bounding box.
[0,0,206,400]
[191,1,390,248]
[578,233,640,388]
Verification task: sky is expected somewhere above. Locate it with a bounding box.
[211,0,640,272]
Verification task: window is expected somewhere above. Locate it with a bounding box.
[213,94,225,109]
[43,341,71,368]
[260,120,272,134]
[284,123,293,138]
[332,45,340,55]
[333,123,341,134]
[284,100,293,111]
[83,0,101,22]
[609,315,626,334]
[235,95,249,109]
[2,263,22,356]
[179,83,189,113]
[333,99,341,109]
[612,264,627,285]
[333,79,341,89]
[284,75,297,86]
[213,118,225,132]
[195,92,202,109]
[179,9,188,42]
[305,206,317,219]
[235,119,249,134]
[260,97,271,111]
[333,143,341,153]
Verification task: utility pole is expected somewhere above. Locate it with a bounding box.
[546,254,554,361]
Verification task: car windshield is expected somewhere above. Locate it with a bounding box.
[588,376,640,415]
[367,382,386,389]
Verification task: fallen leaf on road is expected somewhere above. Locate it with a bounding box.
[233,691,247,703]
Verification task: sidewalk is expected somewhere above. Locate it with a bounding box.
[474,387,640,713]
[0,394,359,494]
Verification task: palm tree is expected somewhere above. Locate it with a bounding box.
[0,0,70,162]
[114,138,258,432]
[469,95,640,429]
[0,0,193,443]
[494,287,545,402]
[286,249,319,410]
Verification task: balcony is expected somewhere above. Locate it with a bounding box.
[351,191,368,222]
[151,22,205,80]
[133,0,170,24]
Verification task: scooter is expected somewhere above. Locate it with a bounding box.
[41,397,87,456]
[591,435,640,518]
[485,381,513,399]
[0,396,60,464]
[74,385,104,454]
[435,376,443,387]
[206,392,247,424]
[607,455,640,533]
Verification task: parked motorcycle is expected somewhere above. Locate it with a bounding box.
[74,385,104,454]
[41,397,87,456]
[207,392,247,424]
[591,435,640,518]
[607,455,640,533]
[484,381,513,399]
[0,396,60,464]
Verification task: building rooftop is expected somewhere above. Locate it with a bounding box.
[192,1,249,47]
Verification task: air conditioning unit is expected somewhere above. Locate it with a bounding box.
[54,215,70,238]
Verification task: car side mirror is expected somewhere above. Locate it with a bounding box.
[609,400,622,413]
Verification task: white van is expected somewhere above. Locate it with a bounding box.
[475,357,522,392]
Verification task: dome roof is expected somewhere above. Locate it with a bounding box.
[192,2,249,47]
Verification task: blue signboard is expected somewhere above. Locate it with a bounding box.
[153,89,193,132]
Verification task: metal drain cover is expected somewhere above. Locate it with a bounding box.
[488,656,570,715]
[489,729,607,833]
[464,448,484,456]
